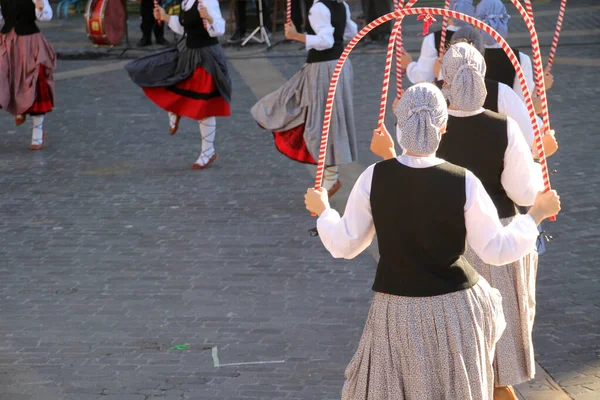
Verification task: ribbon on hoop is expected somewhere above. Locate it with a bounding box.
[417,14,437,36]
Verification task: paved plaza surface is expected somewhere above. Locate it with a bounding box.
[0,1,599,399]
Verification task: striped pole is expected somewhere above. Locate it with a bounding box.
[393,0,419,102]
[437,0,451,60]
[378,19,402,128]
[315,8,554,219]
[523,0,535,26]
[546,0,568,71]
[286,0,292,24]
[508,0,550,133]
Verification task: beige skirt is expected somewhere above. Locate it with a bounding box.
[0,29,56,115]
[465,216,539,386]
[342,279,506,400]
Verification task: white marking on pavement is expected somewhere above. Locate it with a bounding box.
[211,346,285,368]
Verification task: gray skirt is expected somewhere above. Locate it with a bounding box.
[251,60,357,166]
[465,216,539,386]
[124,39,231,103]
[342,279,506,400]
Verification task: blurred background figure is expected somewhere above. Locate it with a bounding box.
[228,0,273,43]
[360,0,391,42]
[138,0,169,46]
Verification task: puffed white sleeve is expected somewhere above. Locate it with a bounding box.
[202,0,225,37]
[514,52,535,103]
[317,165,377,259]
[167,14,185,36]
[501,117,544,206]
[35,0,53,22]
[406,33,438,84]
[497,82,535,150]
[343,2,357,40]
[306,3,335,51]
[464,170,539,265]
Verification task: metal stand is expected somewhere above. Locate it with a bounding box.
[241,0,271,47]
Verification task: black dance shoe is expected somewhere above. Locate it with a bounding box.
[137,37,152,47]
[155,37,170,46]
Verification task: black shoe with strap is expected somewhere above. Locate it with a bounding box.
[155,37,170,46]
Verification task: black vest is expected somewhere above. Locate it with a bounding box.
[180,0,219,48]
[483,78,499,112]
[437,111,517,219]
[0,0,40,35]
[306,0,345,64]
[370,160,480,297]
[434,29,455,57]
[484,47,521,88]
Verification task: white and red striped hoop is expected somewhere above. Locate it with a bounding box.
[314,8,553,214]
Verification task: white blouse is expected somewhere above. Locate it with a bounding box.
[167,0,225,38]
[406,25,459,84]
[317,155,540,264]
[486,44,535,104]
[447,108,544,206]
[306,0,357,51]
[497,81,542,150]
[0,0,53,22]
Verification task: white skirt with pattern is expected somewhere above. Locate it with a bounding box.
[342,278,506,400]
[464,215,539,386]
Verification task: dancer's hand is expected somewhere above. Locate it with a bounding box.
[528,190,561,224]
[540,129,558,157]
[370,125,397,160]
[544,66,554,90]
[433,58,442,78]
[285,22,302,42]
[35,0,44,11]
[305,188,330,216]
[400,50,413,69]
[199,4,213,25]
[154,5,169,23]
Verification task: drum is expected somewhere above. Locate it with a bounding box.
[85,0,126,46]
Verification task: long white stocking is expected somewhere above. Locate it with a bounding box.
[31,116,44,145]
[168,112,178,129]
[322,166,339,190]
[194,117,216,166]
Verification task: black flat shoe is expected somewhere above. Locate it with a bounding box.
[155,37,170,46]
[137,37,152,47]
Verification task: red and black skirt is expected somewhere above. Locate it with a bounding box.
[125,42,231,121]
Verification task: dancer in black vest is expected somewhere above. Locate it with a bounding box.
[439,43,541,400]
[0,0,56,150]
[400,0,474,84]
[305,83,560,400]
[251,0,358,198]
[125,0,231,170]
[476,0,553,115]
[450,26,558,157]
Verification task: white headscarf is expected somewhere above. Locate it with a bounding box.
[441,42,487,112]
[394,83,448,156]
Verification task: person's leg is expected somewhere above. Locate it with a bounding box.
[303,0,312,31]
[168,112,180,135]
[153,0,167,44]
[228,0,247,42]
[291,0,302,32]
[192,117,218,169]
[259,0,273,33]
[139,0,154,46]
[30,113,45,150]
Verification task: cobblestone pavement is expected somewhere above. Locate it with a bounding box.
[0,1,599,399]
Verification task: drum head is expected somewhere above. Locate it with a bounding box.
[104,0,125,45]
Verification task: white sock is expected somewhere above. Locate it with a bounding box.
[32,116,44,144]
[168,112,178,129]
[195,117,216,165]
[322,166,339,190]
